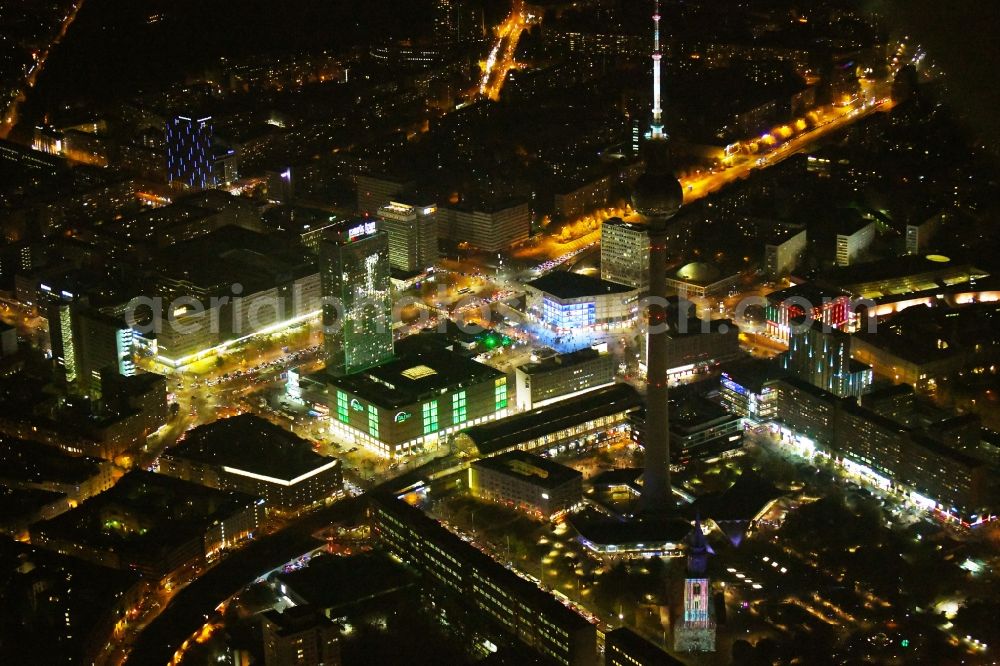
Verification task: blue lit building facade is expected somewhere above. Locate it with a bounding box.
[166,115,215,190]
[719,373,775,421]
[543,298,596,330]
[524,272,637,334]
[780,320,872,399]
[718,360,784,422]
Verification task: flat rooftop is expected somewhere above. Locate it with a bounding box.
[323,346,504,410]
[836,212,874,236]
[858,301,1000,364]
[860,383,915,403]
[853,329,957,365]
[606,627,685,665]
[154,225,316,294]
[721,358,785,394]
[601,217,647,233]
[817,255,987,293]
[275,551,413,612]
[526,272,634,300]
[767,282,850,305]
[32,471,257,562]
[630,394,738,433]
[671,395,737,432]
[444,196,527,214]
[262,203,341,235]
[686,471,783,522]
[472,451,582,489]
[461,383,641,456]
[0,485,64,521]
[0,538,144,663]
[764,226,805,245]
[569,509,691,547]
[105,372,167,396]
[517,347,606,376]
[21,265,111,300]
[164,414,337,482]
[776,376,841,403]
[0,437,106,486]
[669,317,736,338]
[869,280,1000,307]
[589,467,643,489]
[262,606,336,635]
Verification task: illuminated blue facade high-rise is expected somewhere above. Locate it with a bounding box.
[781,320,872,398]
[166,115,215,189]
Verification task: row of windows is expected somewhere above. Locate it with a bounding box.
[452,390,467,424]
[333,378,504,429]
[368,404,379,438]
[329,404,508,458]
[374,507,582,661]
[422,400,439,435]
[495,377,508,410]
[336,390,349,423]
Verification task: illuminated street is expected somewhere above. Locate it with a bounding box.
[0,1,85,138]
[511,91,896,271]
[478,0,530,101]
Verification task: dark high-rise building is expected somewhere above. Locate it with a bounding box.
[433,0,482,45]
[356,173,414,216]
[319,221,393,376]
[433,0,455,43]
[166,115,214,190]
[76,310,136,400]
[378,201,438,274]
[601,217,650,291]
[43,290,86,387]
[634,1,684,515]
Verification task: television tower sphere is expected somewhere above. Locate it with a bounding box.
[632,140,683,221]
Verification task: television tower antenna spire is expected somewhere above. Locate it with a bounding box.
[651,0,665,139]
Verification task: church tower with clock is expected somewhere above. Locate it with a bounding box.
[673,516,717,652]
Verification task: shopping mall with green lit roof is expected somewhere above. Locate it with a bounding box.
[297,338,508,458]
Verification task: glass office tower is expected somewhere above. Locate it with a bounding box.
[320,221,394,375]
